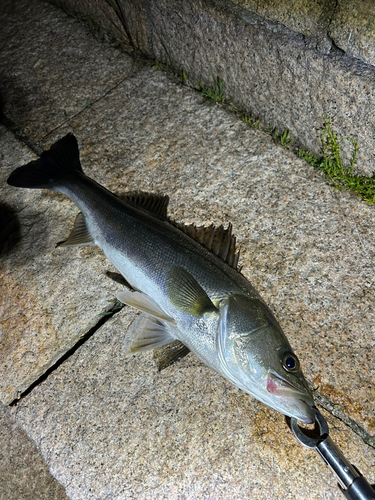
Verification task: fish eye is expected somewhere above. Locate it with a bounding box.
[282,353,299,372]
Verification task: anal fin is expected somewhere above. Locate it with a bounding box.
[57,212,94,247]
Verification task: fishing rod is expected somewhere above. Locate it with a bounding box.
[291,407,375,500]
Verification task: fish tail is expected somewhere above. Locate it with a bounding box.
[7,134,83,189]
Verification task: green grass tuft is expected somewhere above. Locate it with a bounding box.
[297,149,320,167]
[299,117,375,204]
[149,57,375,205]
[199,78,225,104]
[152,60,162,71]
[242,113,259,128]
[180,69,188,85]
[280,129,293,147]
[272,128,293,147]
[99,299,123,316]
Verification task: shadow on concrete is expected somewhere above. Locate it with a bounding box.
[0,202,21,256]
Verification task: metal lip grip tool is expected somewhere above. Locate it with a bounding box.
[291,407,375,500]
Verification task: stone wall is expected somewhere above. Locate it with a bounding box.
[51,0,375,175]
[234,0,375,65]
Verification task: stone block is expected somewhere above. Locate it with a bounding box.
[0,404,68,500]
[330,0,375,65]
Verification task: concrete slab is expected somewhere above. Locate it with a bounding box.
[0,0,143,404]
[233,0,335,53]
[46,0,375,175]
[0,0,138,142]
[0,126,123,404]
[232,0,375,66]
[330,0,375,66]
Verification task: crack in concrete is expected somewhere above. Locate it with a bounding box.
[2,59,145,153]
[9,301,124,406]
[9,307,374,452]
[105,0,136,51]
[5,287,374,451]
[315,390,375,450]
[39,59,145,144]
[0,112,44,156]
[325,0,345,55]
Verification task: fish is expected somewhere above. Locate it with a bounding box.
[7,133,314,423]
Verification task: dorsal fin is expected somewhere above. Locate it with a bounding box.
[122,191,169,219]
[120,190,241,271]
[172,221,241,271]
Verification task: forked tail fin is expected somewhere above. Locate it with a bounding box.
[7,133,82,189]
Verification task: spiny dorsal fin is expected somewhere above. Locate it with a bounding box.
[172,221,241,271]
[120,190,241,271]
[122,191,169,219]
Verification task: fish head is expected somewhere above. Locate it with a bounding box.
[217,293,314,423]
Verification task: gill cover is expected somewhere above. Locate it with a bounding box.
[217,293,314,422]
[217,294,279,392]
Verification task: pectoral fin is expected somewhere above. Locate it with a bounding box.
[57,212,94,247]
[117,290,174,323]
[167,267,217,316]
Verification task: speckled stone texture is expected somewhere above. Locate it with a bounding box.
[0,0,136,142]
[1,0,374,498]
[329,0,375,66]
[0,404,68,499]
[230,0,375,66]
[233,0,336,53]
[0,0,141,404]
[48,0,375,175]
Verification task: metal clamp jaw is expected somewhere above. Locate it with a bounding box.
[291,407,375,500]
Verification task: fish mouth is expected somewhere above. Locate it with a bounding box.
[267,371,315,424]
[292,398,315,424]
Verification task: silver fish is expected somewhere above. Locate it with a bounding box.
[7,134,314,423]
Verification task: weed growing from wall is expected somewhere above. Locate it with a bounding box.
[299,117,375,204]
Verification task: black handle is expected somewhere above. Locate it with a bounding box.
[290,407,375,500]
[341,476,375,500]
